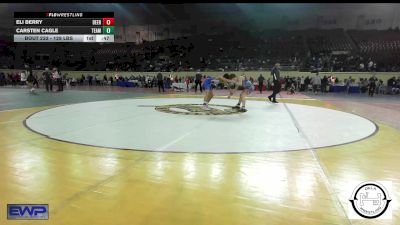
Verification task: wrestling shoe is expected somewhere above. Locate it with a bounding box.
[239,108,247,112]
[202,105,211,110]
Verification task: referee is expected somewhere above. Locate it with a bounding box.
[268,63,281,103]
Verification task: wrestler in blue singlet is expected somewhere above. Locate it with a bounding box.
[203,76,215,91]
[243,79,254,93]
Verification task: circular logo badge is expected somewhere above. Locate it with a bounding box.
[154,104,245,115]
[349,181,392,219]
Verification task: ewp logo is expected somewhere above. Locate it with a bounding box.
[7,204,49,220]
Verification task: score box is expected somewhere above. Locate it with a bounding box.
[102,18,114,26]
[96,35,114,42]
[103,26,114,34]
[84,35,114,42]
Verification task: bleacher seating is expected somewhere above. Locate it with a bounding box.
[303,29,353,54]
[2,29,400,72]
[348,30,400,53]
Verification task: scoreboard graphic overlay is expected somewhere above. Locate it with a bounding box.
[14,12,114,42]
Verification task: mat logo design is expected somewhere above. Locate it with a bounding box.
[349,181,392,219]
[155,104,245,115]
[7,204,49,220]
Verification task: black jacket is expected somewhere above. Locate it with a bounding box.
[195,73,202,81]
[43,71,52,81]
[271,67,280,82]
[157,73,163,81]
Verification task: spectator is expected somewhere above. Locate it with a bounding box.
[0,72,5,86]
[393,77,400,94]
[80,74,85,85]
[103,75,108,86]
[387,76,395,94]
[359,63,365,71]
[88,75,93,86]
[12,73,17,87]
[43,68,53,92]
[27,69,35,93]
[257,74,265,94]
[304,76,311,91]
[32,72,39,88]
[368,74,378,97]
[368,59,373,71]
[95,75,100,85]
[52,68,62,91]
[157,72,165,92]
[377,79,385,94]
[346,76,352,94]
[109,76,114,86]
[20,70,27,88]
[311,72,321,94]
[360,78,368,93]
[321,75,328,93]
[185,76,190,92]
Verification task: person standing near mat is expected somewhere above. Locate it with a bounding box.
[43,68,53,92]
[157,72,165,92]
[52,68,62,92]
[194,71,203,93]
[268,63,281,103]
[368,73,378,97]
[20,70,27,88]
[59,69,64,91]
[26,68,36,94]
[311,72,321,95]
[33,72,39,88]
[258,74,265,94]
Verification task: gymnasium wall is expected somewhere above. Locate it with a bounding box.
[1,70,398,83]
